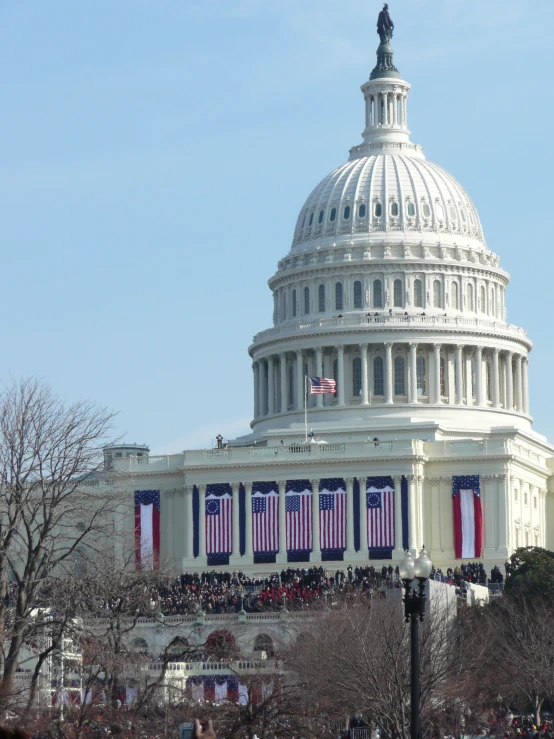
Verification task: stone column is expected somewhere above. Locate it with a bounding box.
[244,482,253,559]
[384,342,393,404]
[455,345,463,405]
[407,474,417,552]
[310,479,321,561]
[279,352,287,413]
[482,475,496,557]
[183,485,194,564]
[277,480,287,563]
[497,475,509,558]
[345,477,356,557]
[295,350,304,411]
[514,354,523,412]
[465,351,474,406]
[230,482,241,564]
[359,477,369,554]
[492,348,500,408]
[253,362,260,419]
[258,359,266,417]
[522,357,530,414]
[267,356,275,415]
[315,347,324,408]
[382,92,388,124]
[361,344,369,405]
[337,346,345,406]
[505,352,513,410]
[433,344,442,404]
[393,94,398,124]
[393,475,403,556]
[475,346,484,406]
[409,342,417,404]
[165,490,174,562]
[198,484,207,561]
[429,478,441,556]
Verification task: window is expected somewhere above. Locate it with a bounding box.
[374,357,384,395]
[292,289,297,318]
[309,212,314,226]
[460,209,466,222]
[304,287,310,315]
[524,491,528,506]
[343,205,351,220]
[373,279,383,308]
[374,202,382,217]
[422,202,431,218]
[534,497,538,510]
[330,207,336,222]
[467,283,474,312]
[440,357,446,397]
[391,202,399,216]
[318,210,324,224]
[436,202,444,220]
[358,203,367,218]
[288,365,294,407]
[407,201,416,217]
[394,356,405,395]
[254,634,274,656]
[335,283,343,310]
[353,281,363,309]
[480,285,486,313]
[433,280,441,308]
[301,215,306,228]
[449,205,456,219]
[514,488,518,502]
[451,281,459,310]
[491,286,496,317]
[352,357,362,396]
[393,279,403,307]
[133,638,149,653]
[416,357,426,395]
[413,279,423,308]
[318,284,325,312]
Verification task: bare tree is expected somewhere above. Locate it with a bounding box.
[0,378,119,709]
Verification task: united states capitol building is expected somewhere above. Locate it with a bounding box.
[110,14,554,575]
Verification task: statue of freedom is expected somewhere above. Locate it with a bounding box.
[377,3,394,44]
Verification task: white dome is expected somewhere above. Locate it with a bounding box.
[291,154,485,252]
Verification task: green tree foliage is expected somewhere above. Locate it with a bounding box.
[505,547,554,600]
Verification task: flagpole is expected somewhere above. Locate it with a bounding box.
[304,375,308,443]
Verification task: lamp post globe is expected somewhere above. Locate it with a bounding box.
[399,550,416,582]
[414,546,433,581]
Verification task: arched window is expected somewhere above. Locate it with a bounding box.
[451,281,459,310]
[413,279,423,308]
[373,357,384,396]
[407,201,416,217]
[318,284,325,313]
[422,202,431,218]
[394,356,405,395]
[318,210,324,224]
[330,207,336,222]
[353,281,363,309]
[393,279,403,307]
[433,280,441,308]
[466,283,474,312]
[352,357,362,396]
[440,357,446,397]
[292,289,297,318]
[358,203,366,218]
[391,202,399,217]
[304,287,310,315]
[335,283,343,310]
[309,212,314,226]
[373,279,383,309]
[480,285,486,313]
[416,357,426,395]
[288,364,294,407]
[254,634,274,657]
[374,202,382,217]
[206,630,237,660]
[343,205,351,220]
[133,638,149,654]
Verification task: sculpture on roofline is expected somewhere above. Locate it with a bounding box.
[377,3,394,44]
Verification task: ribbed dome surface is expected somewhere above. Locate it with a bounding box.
[291,154,485,251]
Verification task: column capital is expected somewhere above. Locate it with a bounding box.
[406,474,415,483]
[310,479,320,490]
[492,347,500,356]
[428,477,440,485]
[455,344,464,351]
[336,345,345,354]
[439,475,452,484]
[357,476,367,488]
[244,481,253,493]
[198,484,206,494]
[279,351,286,360]
[433,343,442,352]
[384,342,393,349]
[231,482,240,494]
[360,342,368,350]
[475,345,483,355]
[392,475,402,484]
[344,477,355,485]
[296,348,303,357]
[408,342,418,349]
[184,484,194,495]
[497,474,507,482]
[277,480,287,491]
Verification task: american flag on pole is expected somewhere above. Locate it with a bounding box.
[452,475,482,559]
[286,480,312,551]
[309,377,337,394]
[252,482,279,553]
[206,483,232,555]
[319,479,346,550]
[366,477,395,549]
[134,490,160,570]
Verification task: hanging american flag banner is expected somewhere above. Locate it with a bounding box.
[286,480,312,551]
[252,482,279,553]
[134,490,160,570]
[452,475,482,559]
[319,478,346,550]
[206,483,232,555]
[309,377,337,394]
[366,477,395,549]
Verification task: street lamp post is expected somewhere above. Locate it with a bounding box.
[399,547,433,739]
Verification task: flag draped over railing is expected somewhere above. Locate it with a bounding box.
[285,479,312,551]
[452,475,482,558]
[134,490,160,570]
[319,478,346,550]
[366,476,395,549]
[206,483,233,555]
[252,481,279,552]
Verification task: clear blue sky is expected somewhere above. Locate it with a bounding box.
[1,0,553,452]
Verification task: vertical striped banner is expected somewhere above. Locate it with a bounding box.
[285,480,312,551]
[319,478,346,550]
[366,477,395,549]
[205,483,233,555]
[252,481,279,552]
